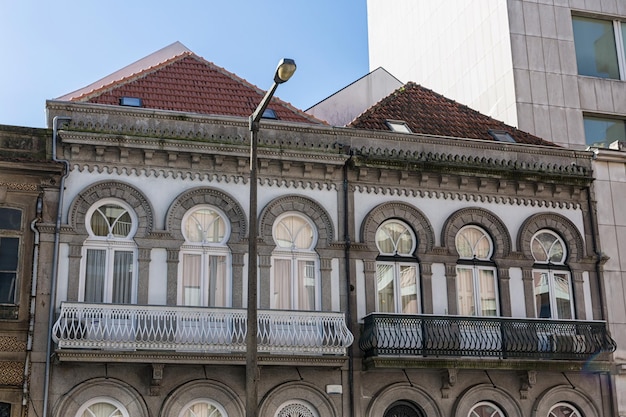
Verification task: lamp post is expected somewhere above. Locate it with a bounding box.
[246,58,296,417]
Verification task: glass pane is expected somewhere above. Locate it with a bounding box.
[273,259,292,309]
[456,227,491,259]
[532,232,565,264]
[82,402,124,417]
[91,204,132,238]
[274,215,313,249]
[208,255,227,307]
[182,254,201,306]
[584,115,626,148]
[0,208,21,230]
[85,249,106,302]
[182,401,224,417]
[376,221,414,255]
[376,264,395,313]
[185,208,226,243]
[0,402,10,417]
[554,272,573,319]
[549,403,581,417]
[399,265,418,313]
[478,269,497,316]
[112,251,133,303]
[573,16,619,79]
[534,271,551,318]
[297,260,316,310]
[0,237,19,270]
[456,267,475,315]
[469,402,505,417]
[0,272,16,304]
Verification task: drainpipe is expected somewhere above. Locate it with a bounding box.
[42,116,71,417]
[342,147,355,417]
[22,195,43,417]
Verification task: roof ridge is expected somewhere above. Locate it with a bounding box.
[57,41,192,101]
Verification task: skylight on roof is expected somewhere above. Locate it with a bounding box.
[119,97,143,107]
[262,109,278,119]
[386,120,412,133]
[488,130,516,143]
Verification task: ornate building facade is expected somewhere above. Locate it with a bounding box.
[23,43,619,417]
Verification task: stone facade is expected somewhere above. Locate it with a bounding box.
[23,100,616,417]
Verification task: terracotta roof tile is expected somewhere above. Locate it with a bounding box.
[348,82,557,146]
[60,43,322,125]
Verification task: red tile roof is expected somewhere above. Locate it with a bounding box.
[348,82,557,146]
[58,42,322,125]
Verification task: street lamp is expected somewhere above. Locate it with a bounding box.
[246,58,296,417]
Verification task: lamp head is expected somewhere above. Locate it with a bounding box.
[274,58,297,84]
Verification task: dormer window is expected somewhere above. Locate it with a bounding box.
[119,97,142,107]
[488,130,516,143]
[386,120,412,133]
[262,109,278,119]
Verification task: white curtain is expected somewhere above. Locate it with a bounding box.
[297,260,316,311]
[456,267,475,315]
[85,249,106,302]
[273,259,291,309]
[376,264,395,313]
[182,254,201,306]
[112,251,133,304]
[208,255,227,307]
[478,269,497,316]
[82,402,124,417]
[399,265,418,313]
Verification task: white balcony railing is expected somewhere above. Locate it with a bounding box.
[52,302,353,355]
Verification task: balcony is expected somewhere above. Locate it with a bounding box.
[52,302,353,361]
[359,314,616,369]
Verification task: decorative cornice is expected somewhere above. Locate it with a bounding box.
[353,185,582,210]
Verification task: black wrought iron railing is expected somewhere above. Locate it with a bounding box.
[359,313,616,360]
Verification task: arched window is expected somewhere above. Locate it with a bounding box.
[178,206,231,307]
[383,400,424,417]
[455,226,499,316]
[548,403,581,417]
[179,399,227,417]
[271,213,319,310]
[81,201,138,304]
[75,398,129,417]
[531,230,573,319]
[275,401,319,417]
[468,401,505,417]
[375,220,419,314]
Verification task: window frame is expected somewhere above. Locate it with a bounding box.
[375,219,420,314]
[548,402,582,417]
[178,399,228,417]
[79,199,139,304]
[270,213,320,311]
[74,397,129,417]
[455,226,499,317]
[531,230,574,319]
[0,207,21,307]
[468,401,505,417]
[177,205,232,307]
[572,14,626,80]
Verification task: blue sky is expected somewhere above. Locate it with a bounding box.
[0,0,369,128]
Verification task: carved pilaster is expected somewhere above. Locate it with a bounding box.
[521,268,535,318]
[444,263,458,315]
[166,249,179,305]
[421,262,433,314]
[497,267,511,317]
[137,248,152,305]
[67,244,83,301]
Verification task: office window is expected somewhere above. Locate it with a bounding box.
[375,220,419,314]
[531,230,573,319]
[81,201,137,304]
[178,206,231,307]
[583,115,626,147]
[548,403,581,417]
[0,208,21,306]
[468,402,505,417]
[572,16,626,79]
[271,213,319,310]
[455,226,499,316]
